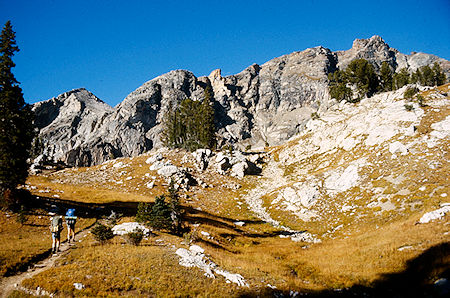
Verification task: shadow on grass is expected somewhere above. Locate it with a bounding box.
[30,195,304,241]
[237,241,450,298]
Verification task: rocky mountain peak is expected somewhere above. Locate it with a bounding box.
[32,36,449,167]
[337,35,397,71]
[351,35,388,50]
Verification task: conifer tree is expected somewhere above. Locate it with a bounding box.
[0,21,34,207]
[328,70,352,102]
[380,62,393,91]
[432,62,446,86]
[346,59,379,100]
[161,87,216,151]
[393,68,410,89]
[198,86,215,149]
[410,68,421,84]
[419,65,434,86]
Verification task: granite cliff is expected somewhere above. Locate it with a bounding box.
[33,35,449,166]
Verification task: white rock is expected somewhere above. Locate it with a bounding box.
[231,161,248,178]
[215,152,228,163]
[325,164,359,194]
[419,206,450,223]
[113,162,124,168]
[175,246,248,286]
[150,160,166,171]
[389,141,408,155]
[430,116,450,139]
[146,153,163,164]
[73,283,85,290]
[157,165,178,177]
[189,244,205,254]
[146,181,154,189]
[200,231,210,237]
[112,222,150,236]
[234,221,245,226]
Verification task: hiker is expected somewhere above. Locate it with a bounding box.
[65,208,77,243]
[50,214,63,254]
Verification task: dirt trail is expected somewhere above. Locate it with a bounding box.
[0,229,90,298]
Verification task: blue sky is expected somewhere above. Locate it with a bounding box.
[1,0,449,106]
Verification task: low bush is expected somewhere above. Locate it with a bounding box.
[404,104,414,111]
[91,223,114,244]
[123,228,144,246]
[404,87,419,99]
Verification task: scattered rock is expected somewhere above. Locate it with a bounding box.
[112,222,150,236]
[157,165,179,177]
[175,245,248,287]
[146,153,163,164]
[145,181,155,189]
[419,204,450,223]
[73,283,85,290]
[389,141,408,155]
[193,149,213,171]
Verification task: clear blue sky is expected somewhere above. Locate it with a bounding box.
[1,0,449,106]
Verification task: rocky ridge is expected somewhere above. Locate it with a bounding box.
[33,36,450,167]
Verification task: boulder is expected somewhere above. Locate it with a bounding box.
[231,161,248,178]
[193,149,212,171]
[146,153,163,164]
[157,165,179,177]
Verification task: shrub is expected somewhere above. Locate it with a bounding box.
[183,229,199,245]
[136,202,152,223]
[416,94,426,107]
[404,87,419,100]
[404,104,414,111]
[136,182,183,234]
[123,228,144,246]
[15,205,27,225]
[91,223,114,244]
[311,112,320,120]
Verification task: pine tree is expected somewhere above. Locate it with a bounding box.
[410,68,421,84]
[346,59,379,100]
[161,87,216,151]
[0,21,34,207]
[198,86,215,149]
[432,62,446,86]
[393,68,410,89]
[328,70,352,102]
[380,62,393,92]
[419,65,434,86]
[149,195,173,231]
[168,180,182,235]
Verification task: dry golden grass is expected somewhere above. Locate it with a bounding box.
[11,88,450,295]
[205,215,449,292]
[21,233,241,297]
[0,209,95,277]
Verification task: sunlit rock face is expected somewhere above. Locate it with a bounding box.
[33,36,449,166]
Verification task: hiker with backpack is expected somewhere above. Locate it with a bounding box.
[65,208,77,243]
[50,214,63,254]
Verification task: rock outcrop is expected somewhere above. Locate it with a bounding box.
[33,36,450,167]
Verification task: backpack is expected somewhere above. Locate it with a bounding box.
[66,208,75,217]
[51,216,62,232]
[66,217,77,226]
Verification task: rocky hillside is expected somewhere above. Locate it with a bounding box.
[21,85,449,296]
[33,36,450,167]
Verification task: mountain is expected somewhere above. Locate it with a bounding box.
[33,35,450,167]
[21,84,450,295]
